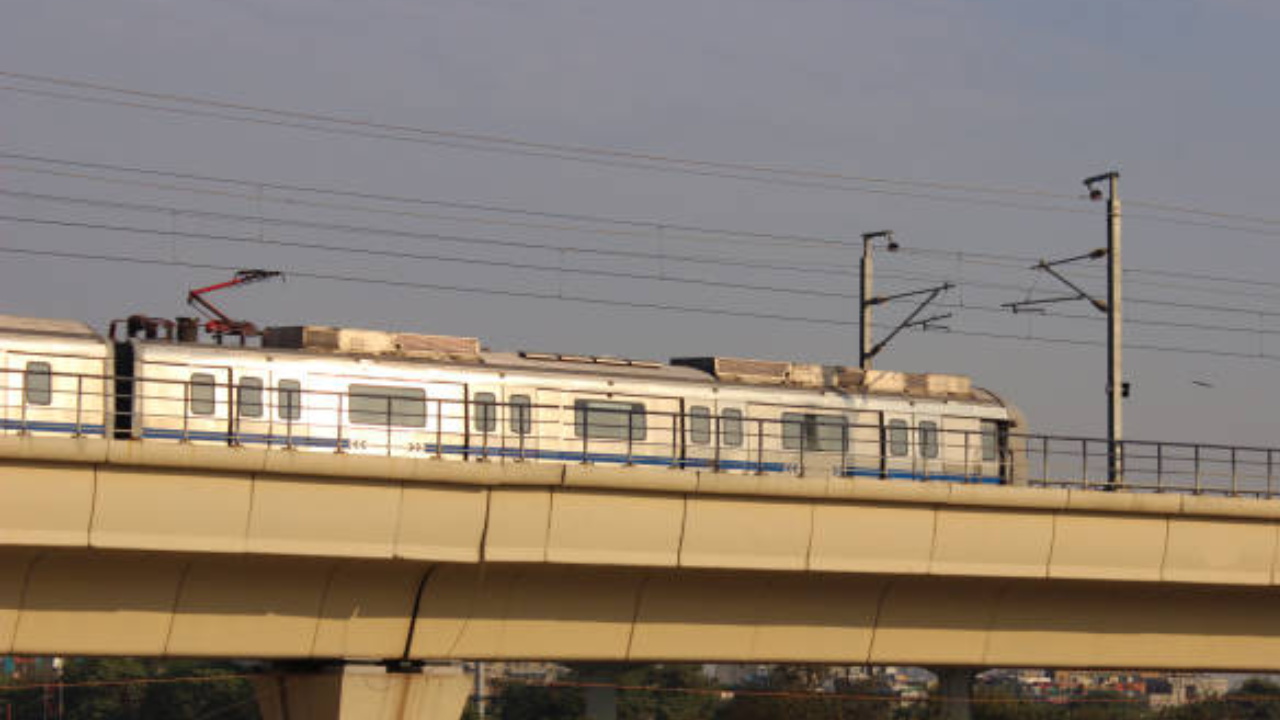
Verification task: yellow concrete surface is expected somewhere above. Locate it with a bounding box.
[563,464,697,494]
[809,502,935,574]
[248,475,400,558]
[412,564,640,660]
[0,436,108,464]
[13,551,186,656]
[1049,513,1168,581]
[832,477,952,504]
[931,507,1054,577]
[91,467,251,553]
[868,578,1007,666]
[986,581,1280,670]
[547,489,684,566]
[945,483,1069,511]
[0,551,35,653]
[254,666,473,720]
[680,496,812,570]
[0,462,94,547]
[1180,495,1280,520]
[630,573,885,663]
[482,488,551,562]
[311,562,425,659]
[1163,518,1279,585]
[394,484,487,562]
[1066,490,1183,515]
[167,556,332,657]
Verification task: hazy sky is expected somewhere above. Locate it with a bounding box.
[2,0,1278,448]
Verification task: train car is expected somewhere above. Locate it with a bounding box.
[111,322,1023,483]
[0,314,110,438]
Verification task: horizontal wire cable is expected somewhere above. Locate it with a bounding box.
[10,152,1280,302]
[0,239,1274,362]
[6,194,1280,320]
[0,69,1082,201]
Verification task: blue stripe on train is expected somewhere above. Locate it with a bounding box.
[0,419,107,436]
[6,422,1002,484]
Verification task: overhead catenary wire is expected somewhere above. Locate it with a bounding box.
[8,188,1280,318]
[0,240,1275,363]
[5,72,1280,234]
[9,152,1280,304]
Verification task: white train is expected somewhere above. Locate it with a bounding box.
[0,313,1023,483]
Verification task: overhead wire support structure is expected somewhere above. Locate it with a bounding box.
[859,230,952,369]
[1004,171,1123,487]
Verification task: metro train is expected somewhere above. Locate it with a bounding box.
[0,313,1024,483]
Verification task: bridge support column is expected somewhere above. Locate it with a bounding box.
[253,664,473,720]
[931,667,978,720]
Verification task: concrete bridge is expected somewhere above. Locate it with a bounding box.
[3,436,1280,718]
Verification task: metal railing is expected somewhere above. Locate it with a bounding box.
[0,367,1277,499]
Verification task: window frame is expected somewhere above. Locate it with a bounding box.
[277,380,303,422]
[237,376,264,419]
[573,399,647,441]
[981,420,1000,462]
[509,394,532,435]
[887,419,910,457]
[781,412,848,452]
[721,408,744,448]
[918,421,940,459]
[189,373,217,416]
[688,405,711,445]
[23,361,52,406]
[347,384,426,428]
[473,391,498,433]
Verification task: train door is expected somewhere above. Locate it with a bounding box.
[337,377,463,458]
[915,410,943,480]
[230,364,271,447]
[265,368,310,449]
[135,360,233,444]
[467,380,504,460]
[942,415,982,481]
[534,388,563,463]
[882,409,915,480]
[846,409,881,478]
[745,403,850,477]
[500,385,539,461]
[715,402,748,473]
[683,397,717,469]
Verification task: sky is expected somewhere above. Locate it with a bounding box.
[2,0,1278,450]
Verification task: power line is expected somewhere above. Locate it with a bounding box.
[10,195,1280,325]
[0,239,1275,363]
[7,73,1280,234]
[11,152,1280,305]
[0,70,1081,201]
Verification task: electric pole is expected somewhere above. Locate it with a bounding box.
[859,231,893,370]
[1086,171,1124,487]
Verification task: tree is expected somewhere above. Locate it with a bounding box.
[715,666,893,720]
[492,680,585,720]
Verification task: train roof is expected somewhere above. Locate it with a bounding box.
[0,314,102,341]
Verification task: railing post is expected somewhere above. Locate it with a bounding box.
[581,406,590,464]
[1041,436,1049,487]
[435,399,443,458]
[756,420,765,475]
[1081,439,1088,489]
[1194,445,1202,494]
[336,392,344,453]
[1155,443,1163,493]
[840,423,848,478]
[386,400,393,457]
[75,374,83,437]
[626,407,635,466]
[1269,450,1275,500]
[1231,447,1238,497]
[182,381,189,443]
[518,402,526,461]
[670,410,679,469]
[714,413,722,472]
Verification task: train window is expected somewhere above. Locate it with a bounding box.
[348,384,425,427]
[574,399,646,441]
[23,362,52,406]
[238,377,264,418]
[189,374,216,416]
[473,392,497,432]
[981,420,999,461]
[782,412,847,451]
[510,394,532,435]
[887,420,909,457]
[277,380,303,421]
[722,408,744,447]
[919,421,939,459]
[688,405,711,445]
